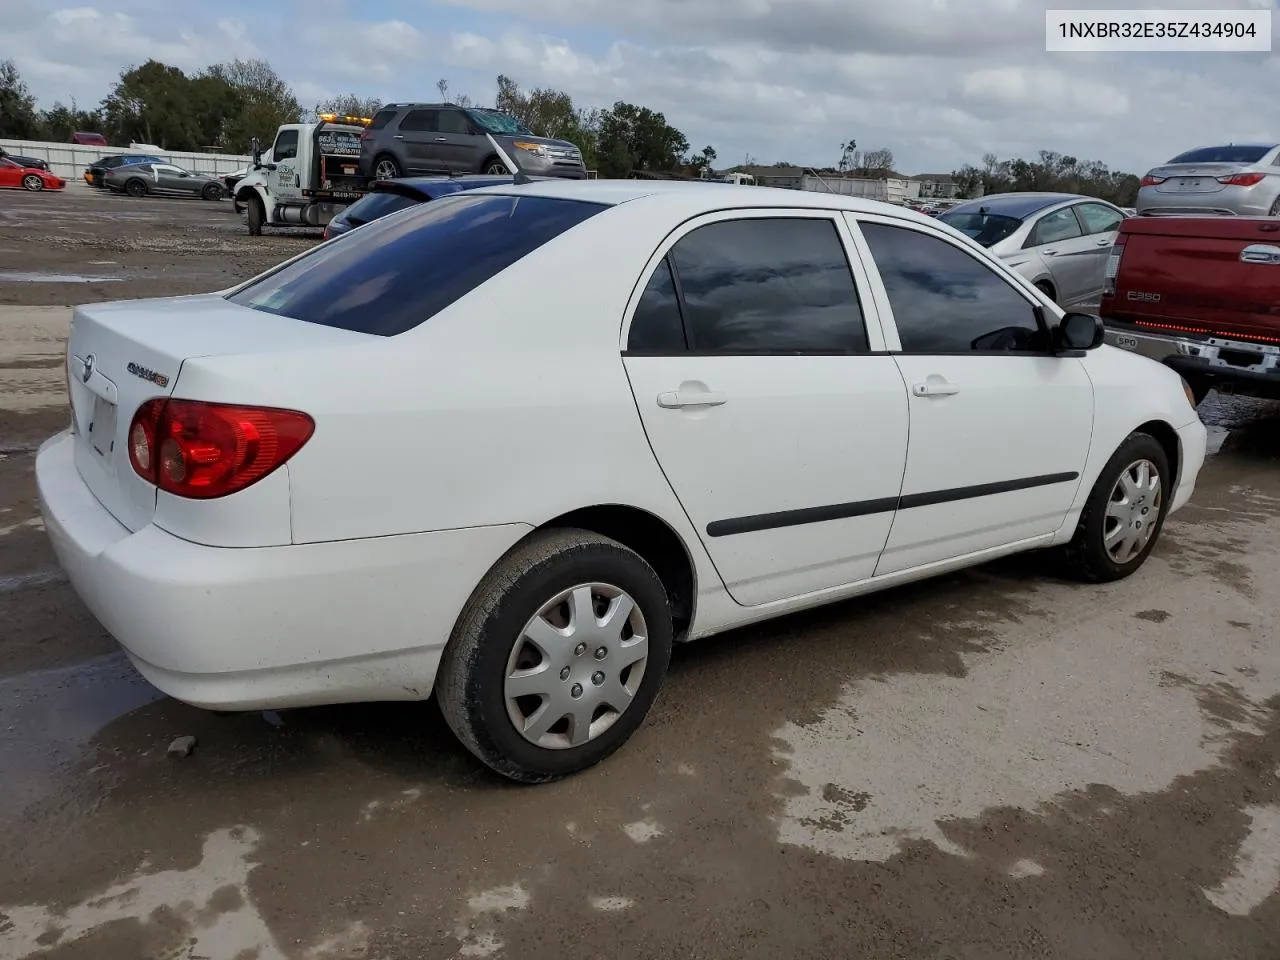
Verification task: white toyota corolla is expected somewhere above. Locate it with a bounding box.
[37,179,1207,782]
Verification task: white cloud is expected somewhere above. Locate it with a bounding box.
[4,0,1278,175]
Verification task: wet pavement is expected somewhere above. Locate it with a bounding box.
[2,190,1280,959]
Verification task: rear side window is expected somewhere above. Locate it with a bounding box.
[369,109,397,131]
[1075,202,1123,235]
[228,195,607,336]
[343,191,421,225]
[437,110,472,135]
[667,218,869,352]
[1168,145,1273,164]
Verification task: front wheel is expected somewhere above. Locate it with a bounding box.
[436,528,674,783]
[483,157,510,175]
[1062,432,1171,582]
[22,174,44,192]
[201,183,223,201]
[246,195,264,236]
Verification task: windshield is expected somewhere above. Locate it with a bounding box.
[937,211,1023,247]
[465,109,532,136]
[1167,145,1274,164]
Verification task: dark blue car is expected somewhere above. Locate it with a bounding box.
[323,175,514,240]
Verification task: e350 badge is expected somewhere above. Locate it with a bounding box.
[127,362,170,388]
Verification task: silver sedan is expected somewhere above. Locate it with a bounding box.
[1137,143,1280,217]
[937,193,1128,308]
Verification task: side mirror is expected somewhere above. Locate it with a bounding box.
[250,137,262,168]
[1056,312,1106,355]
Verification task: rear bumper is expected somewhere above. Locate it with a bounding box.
[1103,319,1280,400]
[36,431,531,710]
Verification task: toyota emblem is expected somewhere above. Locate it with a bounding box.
[82,354,96,384]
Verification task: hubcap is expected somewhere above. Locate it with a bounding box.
[375,160,398,179]
[1104,458,1162,564]
[504,583,649,750]
[486,162,508,175]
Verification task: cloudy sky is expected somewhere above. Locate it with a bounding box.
[2,0,1276,175]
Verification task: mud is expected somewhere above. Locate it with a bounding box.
[2,188,1280,959]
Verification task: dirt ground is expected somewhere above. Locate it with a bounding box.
[2,186,1280,960]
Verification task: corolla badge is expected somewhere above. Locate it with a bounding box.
[127,361,170,388]
[81,353,95,383]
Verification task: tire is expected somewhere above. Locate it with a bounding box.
[1184,375,1212,406]
[246,195,264,236]
[1035,280,1058,304]
[373,154,401,180]
[201,183,222,201]
[21,174,44,192]
[1062,431,1171,583]
[436,528,674,783]
[124,178,147,197]
[482,157,510,175]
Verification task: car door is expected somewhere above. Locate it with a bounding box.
[1019,205,1097,306]
[155,165,191,195]
[396,109,443,173]
[434,108,483,173]
[0,159,20,188]
[267,130,301,201]
[848,214,1093,576]
[621,211,911,606]
[1072,201,1126,304]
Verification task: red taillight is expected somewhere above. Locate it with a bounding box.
[1139,175,1166,187]
[1216,172,1265,187]
[128,399,314,499]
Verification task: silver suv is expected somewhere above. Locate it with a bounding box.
[360,103,587,181]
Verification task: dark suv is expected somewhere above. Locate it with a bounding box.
[360,103,587,181]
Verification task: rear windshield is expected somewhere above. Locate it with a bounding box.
[342,191,422,225]
[1167,145,1274,164]
[369,108,398,131]
[227,194,607,336]
[937,211,1022,247]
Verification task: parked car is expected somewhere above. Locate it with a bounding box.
[0,157,65,191]
[72,131,108,146]
[322,174,513,239]
[37,181,1206,783]
[1099,215,1280,404]
[104,161,225,200]
[85,154,165,188]
[360,102,586,181]
[1137,143,1280,217]
[0,146,49,171]
[938,193,1127,307]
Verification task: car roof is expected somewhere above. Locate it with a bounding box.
[945,193,1085,218]
[457,178,951,224]
[376,175,514,199]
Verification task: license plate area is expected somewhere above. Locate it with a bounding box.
[88,394,117,460]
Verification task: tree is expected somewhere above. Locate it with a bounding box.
[950,150,1139,205]
[204,58,302,151]
[596,101,689,177]
[0,59,40,139]
[838,139,858,173]
[316,93,384,119]
[102,60,224,149]
[38,100,104,142]
[494,74,599,169]
[861,147,894,175]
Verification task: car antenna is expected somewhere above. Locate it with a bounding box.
[484,133,554,185]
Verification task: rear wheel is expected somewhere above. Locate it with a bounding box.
[246,195,264,236]
[436,528,673,783]
[1035,280,1058,304]
[1062,432,1171,583]
[373,155,401,180]
[1185,375,1212,406]
[21,174,43,192]
[124,178,147,197]
[201,183,222,201]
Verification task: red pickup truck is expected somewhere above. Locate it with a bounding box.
[1099,216,1280,404]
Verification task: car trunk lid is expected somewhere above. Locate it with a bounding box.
[1148,162,1245,195]
[1100,217,1280,342]
[66,294,369,531]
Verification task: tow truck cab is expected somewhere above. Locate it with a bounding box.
[235,113,372,235]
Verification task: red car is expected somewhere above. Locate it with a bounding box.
[0,157,66,192]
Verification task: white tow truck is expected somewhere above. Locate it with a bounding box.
[234,113,372,235]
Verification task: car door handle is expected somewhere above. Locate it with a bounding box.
[1241,244,1280,264]
[1096,238,1112,246]
[912,381,960,397]
[1041,249,1058,256]
[435,137,449,142]
[657,390,727,408]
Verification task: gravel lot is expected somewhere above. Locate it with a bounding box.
[2,186,1280,960]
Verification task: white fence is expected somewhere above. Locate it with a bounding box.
[0,139,253,181]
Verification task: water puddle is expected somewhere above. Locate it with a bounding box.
[0,652,163,820]
[0,271,124,283]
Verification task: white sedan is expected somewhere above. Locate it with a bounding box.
[36,181,1207,782]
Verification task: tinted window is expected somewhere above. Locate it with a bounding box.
[1027,207,1082,246]
[1168,145,1274,164]
[399,109,438,132]
[273,130,298,161]
[369,108,397,131]
[938,211,1021,247]
[1076,202,1123,235]
[437,110,472,135]
[860,222,1045,354]
[668,218,868,352]
[628,258,686,352]
[228,195,606,336]
[342,191,421,225]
